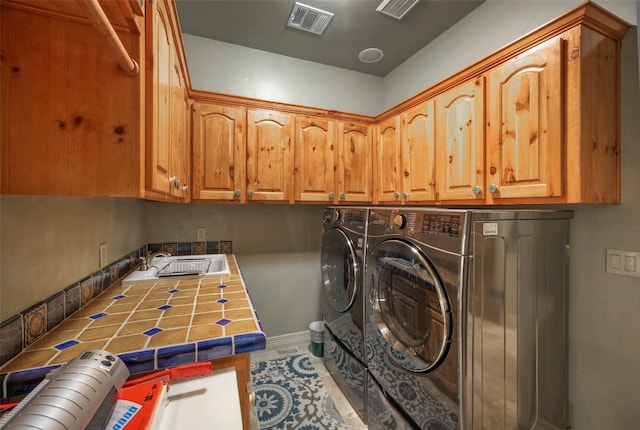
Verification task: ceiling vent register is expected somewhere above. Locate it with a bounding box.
[376,0,420,20]
[287,2,334,35]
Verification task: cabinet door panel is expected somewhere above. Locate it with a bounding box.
[402,100,436,202]
[169,50,189,198]
[436,78,485,201]
[192,104,246,201]
[375,116,401,203]
[338,122,372,203]
[247,110,293,202]
[488,37,562,200]
[147,0,172,194]
[294,116,335,202]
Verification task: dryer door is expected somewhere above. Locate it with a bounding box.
[368,239,451,373]
[321,227,359,312]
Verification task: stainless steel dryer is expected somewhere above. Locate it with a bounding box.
[365,208,572,430]
[321,206,369,423]
[365,207,468,429]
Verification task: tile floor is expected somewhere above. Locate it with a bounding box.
[250,337,368,429]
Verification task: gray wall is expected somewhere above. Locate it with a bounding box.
[0,196,145,320]
[143,203,324,336]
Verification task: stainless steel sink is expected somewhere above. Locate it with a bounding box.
[123,254,230,283]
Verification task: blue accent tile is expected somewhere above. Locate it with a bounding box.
[64,282,81,317]
[177,242,191,255]
[113,295,126,300]
[46,292,65,331]
[0,373,6,399]
[89,312,108,320]
[217,298,229,304]
[0,315,23,367]
[119,350,155,375]
[167,289,179,294]
[206,241,220,254]
[147,243,163,254]
[234,333,267,354]
[197,338,233,361]
[157,305,172,311]
[157,344,196,369]
[6,365,61,397]
[216,318,231,326]
[218,284,227,289]
[143,327,162,336]
[55,340,79,350]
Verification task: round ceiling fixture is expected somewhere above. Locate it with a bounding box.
[359,47,384,64]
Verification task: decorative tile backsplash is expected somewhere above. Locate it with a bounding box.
[0,241,232,367]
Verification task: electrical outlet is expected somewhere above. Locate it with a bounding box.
[197,227,206,242]
[99,242,108,268]
[606,248,640,278]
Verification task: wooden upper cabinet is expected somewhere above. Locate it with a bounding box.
[401,100,436,203]
[375,116,402,203]
[247,109,294,202]
[337,121,373,203]
[436,77,485,202]
[487,37,562,201]
[192,103,246,201]
[0,0,142,197]
[294,116,336,203]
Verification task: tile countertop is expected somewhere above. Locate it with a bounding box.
[0,254,266,399]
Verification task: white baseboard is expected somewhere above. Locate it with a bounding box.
[264,330,310,351]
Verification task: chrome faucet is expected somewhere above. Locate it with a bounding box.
[139,251,171,271]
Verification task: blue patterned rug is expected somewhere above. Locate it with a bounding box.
[251,354,349,430]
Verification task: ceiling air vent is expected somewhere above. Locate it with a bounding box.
[376,0,420,20]
[287,2,334,35]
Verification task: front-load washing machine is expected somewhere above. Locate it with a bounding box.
[365,207,469,429]
[365,208,572,430]
[321,206,369,423]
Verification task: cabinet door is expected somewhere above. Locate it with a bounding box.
[375,115,402,203]
[146,0,172,195]
[337,121,373,203]
[169,50,189,199]
[192,103,246,201]
[294,116,336,202]
[247,109,294,202]
[487,37,562,200]
[401,100,436,202]
[436,77,485,201]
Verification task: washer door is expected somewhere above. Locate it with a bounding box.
[368,239,452,373]
[321,227,359,312]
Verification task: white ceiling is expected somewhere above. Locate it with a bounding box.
[175,0,485,77]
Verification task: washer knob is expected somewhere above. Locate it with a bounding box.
[393,214,407,229]
[333,210,341,222]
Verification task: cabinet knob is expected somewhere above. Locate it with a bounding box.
[248,189,254,197]
[393,191,399,198]
[488,184,498,194]
[329,192,335,199]
[234,189,241,197]
[339,192,345,200]
[182,184,189,192]
[472,186,481,195]
[401,192,408,199]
